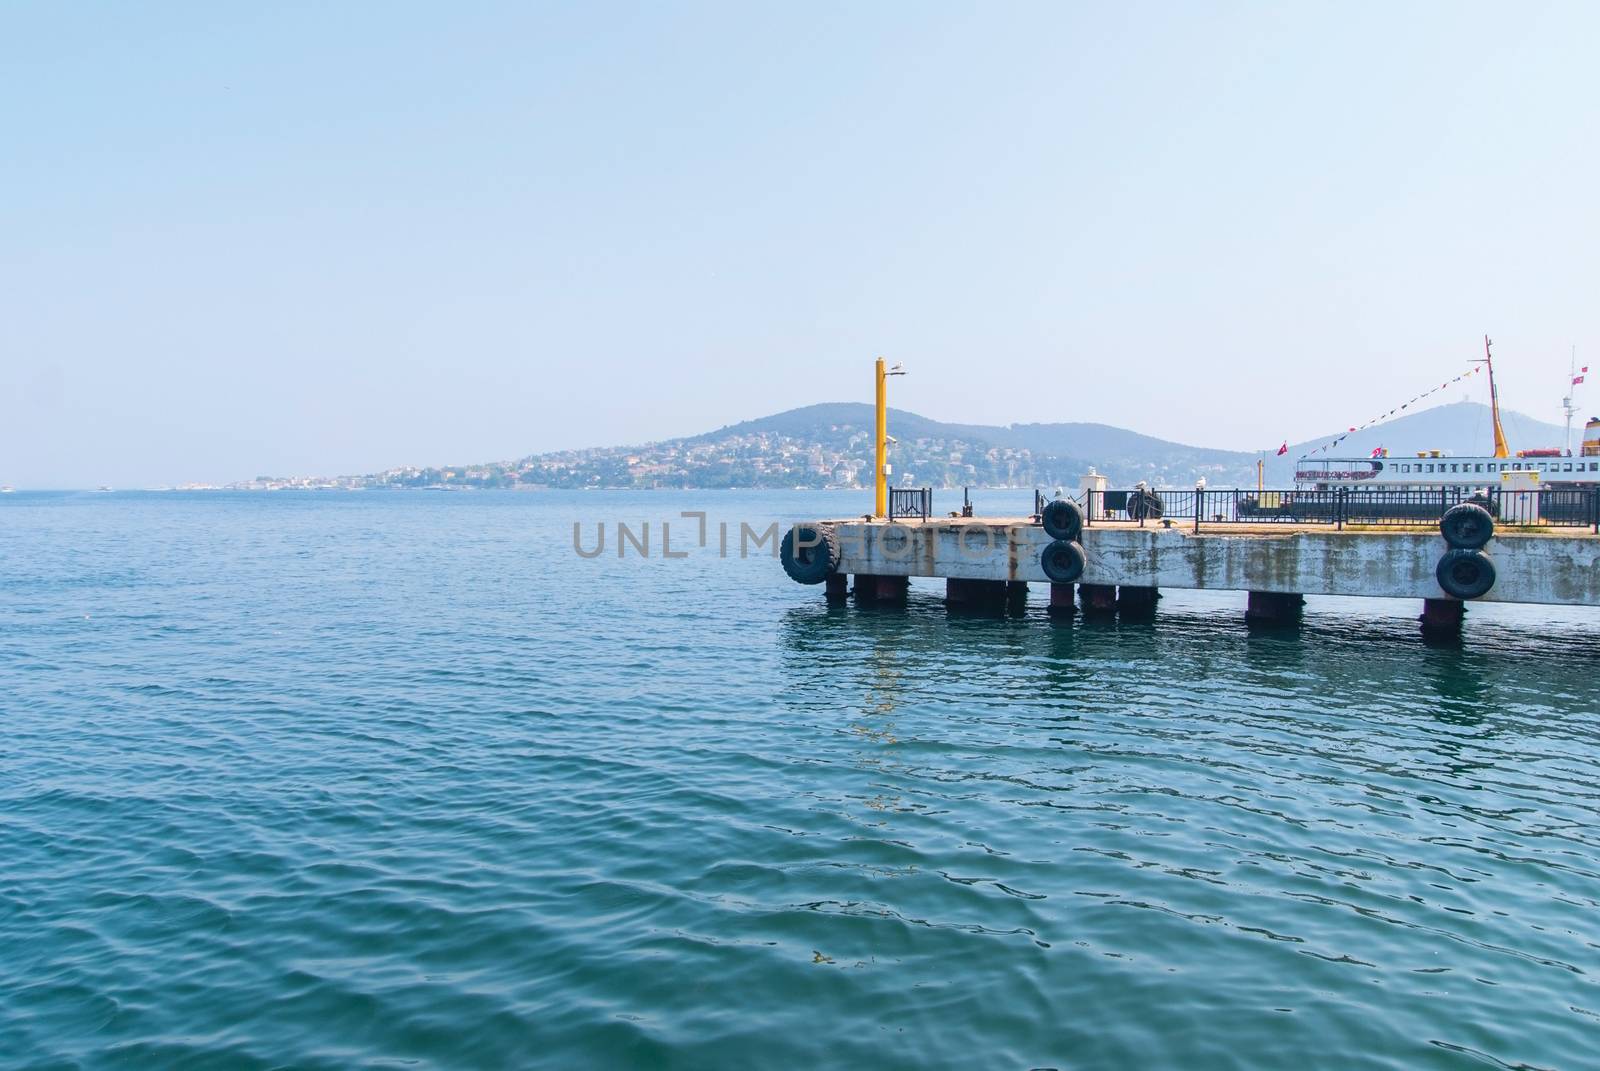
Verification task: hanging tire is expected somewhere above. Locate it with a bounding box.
[1128,489,1164,521]
[1041,499,1083,541]
[1440,503,1494,549]
[1040,539,1086,583]
[781,524,840,585]
[1436,549,1495,600]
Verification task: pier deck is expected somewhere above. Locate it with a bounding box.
[812,516,1600,608]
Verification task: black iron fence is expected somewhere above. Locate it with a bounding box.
[1080,486,1600,533]
[888,486,932,521]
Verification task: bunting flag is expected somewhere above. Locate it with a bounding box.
[1303,364,1483,455]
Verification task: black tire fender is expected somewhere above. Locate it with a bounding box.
[1040,539,1086,584]
[1436,548,1496,600]
[781,524,840,585]
[1041,499,1083,541]
[1128,490,1164,521]
[1440,503,1494,550]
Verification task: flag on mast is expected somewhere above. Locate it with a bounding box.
[1276,441,1288,456]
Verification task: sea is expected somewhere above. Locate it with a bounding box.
[3,489,1598,1070]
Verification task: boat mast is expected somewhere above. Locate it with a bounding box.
[1482,335,1510,458]
[1563,345,1578,455]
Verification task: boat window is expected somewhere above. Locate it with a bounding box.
[1591,462,1599,471]
[1475,463,1484,473]
[1424,464,1433,473]
[1565,463,1574,472]
[1513,463,1523,470]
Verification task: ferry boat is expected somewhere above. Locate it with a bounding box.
[1294,339,1599,493]
[1230,339,1597,525]
[1295,431,1600,490]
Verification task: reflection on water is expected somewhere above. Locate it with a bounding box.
[775,585,1600,1068]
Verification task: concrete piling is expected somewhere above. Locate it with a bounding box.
[856,574,909,604]
[1005,581,1028,616]
[1047,582,1076,618]
[1419,597,1466,635]
[825,573,849,603]
[1118,585,1160,617]
[946,577,1007,613]
[1245,590,1305,626]
[1080,583,1118,615]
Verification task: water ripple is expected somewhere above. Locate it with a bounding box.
[2,490,1599,1068]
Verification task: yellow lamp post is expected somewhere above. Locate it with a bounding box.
[874,358,905,519]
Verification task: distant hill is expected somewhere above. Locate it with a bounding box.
[697,403,1260,486]
[243,399,1572,492]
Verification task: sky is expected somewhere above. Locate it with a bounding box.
[4,2,1598,487]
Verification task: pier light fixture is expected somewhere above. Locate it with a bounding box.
[874,358,907,519]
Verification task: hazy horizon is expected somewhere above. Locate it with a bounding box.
[5,2,1597,487]
[3,394,1576,490]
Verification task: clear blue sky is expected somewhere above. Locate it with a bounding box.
[4,2,1597,487]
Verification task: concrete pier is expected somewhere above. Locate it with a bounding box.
[788,517,1600,629]
[816,518,1600,606]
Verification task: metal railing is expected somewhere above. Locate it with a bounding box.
[1082,487,1600,533]
[888,486,932,521]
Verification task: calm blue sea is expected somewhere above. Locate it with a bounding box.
[3,490,1599,1069]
